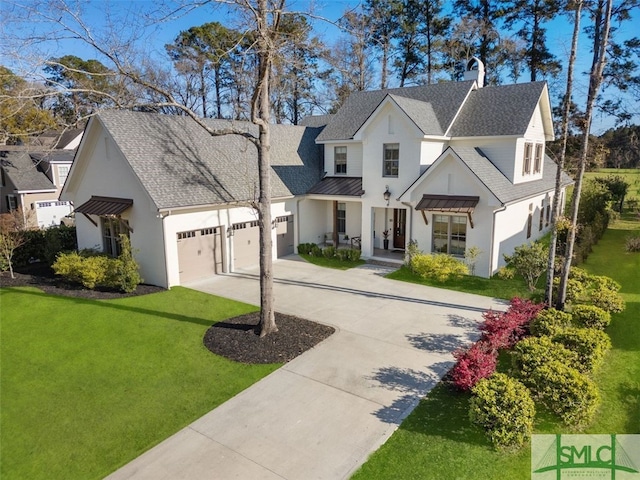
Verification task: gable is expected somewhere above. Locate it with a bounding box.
[317,81,475,142]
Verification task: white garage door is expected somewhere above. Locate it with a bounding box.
[177,227,223,284]
[232,220,260,270]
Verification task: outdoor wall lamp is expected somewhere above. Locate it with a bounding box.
[383,185,391,206]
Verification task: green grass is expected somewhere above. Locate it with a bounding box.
[299,253,366,270]
[0,287,280,480]
[386,266,535,301]
[352,217,640,479]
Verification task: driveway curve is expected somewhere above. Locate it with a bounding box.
[106,256,506,480]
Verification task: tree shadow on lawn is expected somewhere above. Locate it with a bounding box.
[1,287,220,327]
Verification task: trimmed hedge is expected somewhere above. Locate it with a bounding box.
[571,305,611,330]
[552,327,612,374]
[530,308,573,337]
[511,336,580,379]
[470,373,535,450]
[450,340,497,391]
[529,360,600,427]
[410,253,469,282]
[590,287,625,313]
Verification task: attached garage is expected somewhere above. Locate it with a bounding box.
[177,226,224,283]
[276,215,294,257]
[232,220,260,270]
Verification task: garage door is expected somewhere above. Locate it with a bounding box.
[177,226,223,283]
[232,220,260,269]
[276,215,294,257]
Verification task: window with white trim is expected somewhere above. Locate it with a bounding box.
[58,165,69,186]
[334,146,347,175]
[432,215,466,256]
[102,217,130,256]
[383,143,399,177]
[337,202,346,234]
[6,195,17,211]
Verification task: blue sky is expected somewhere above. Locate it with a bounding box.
[4,0,638,132]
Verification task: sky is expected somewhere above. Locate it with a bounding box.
[3,0,638,133]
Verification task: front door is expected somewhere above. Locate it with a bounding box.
[393,208,406,249]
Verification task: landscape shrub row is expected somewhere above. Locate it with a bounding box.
[12,225,77,267]
[464,270,622,448]
[52,235,142,293]
[409,253,468,282]
[297,243,361,262]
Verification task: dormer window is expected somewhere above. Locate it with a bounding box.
[383,143,399,177]
[334,146,347,175]
[534,144,543,173]
[58,165,69,186]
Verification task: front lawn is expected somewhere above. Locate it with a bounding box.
[352,217,640,479]
[387,266,534,300]
[299,253,366,270]
[0,287,280,480]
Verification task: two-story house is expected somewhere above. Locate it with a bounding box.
[0,129,82,227]
[61,60,572,288]
[302,59,572,277]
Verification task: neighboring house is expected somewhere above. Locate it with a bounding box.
[62,59,572,288]
[0,129,81,228]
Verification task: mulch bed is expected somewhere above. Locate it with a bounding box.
[2,263,335,364]
[203,312,335,364]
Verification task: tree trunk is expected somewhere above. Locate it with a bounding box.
[545,0,582,308]
[254,0,278,337]
[556,0,613,310]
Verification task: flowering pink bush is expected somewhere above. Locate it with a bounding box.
[451,340,498,391]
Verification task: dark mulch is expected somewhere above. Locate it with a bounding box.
[0,262,165,299]
[2,263,335,364]
[203,312,335,364]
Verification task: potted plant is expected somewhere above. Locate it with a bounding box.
[382,230,390,250]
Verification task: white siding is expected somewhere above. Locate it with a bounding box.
[323,142,363,177]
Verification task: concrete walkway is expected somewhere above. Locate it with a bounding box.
[106,257,506,480]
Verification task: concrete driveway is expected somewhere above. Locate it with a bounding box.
[106,256,506,480]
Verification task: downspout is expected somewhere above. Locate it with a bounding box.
[159,210,171,289]
[489,204,507,277]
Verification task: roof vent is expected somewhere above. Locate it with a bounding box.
[463,57,485,88]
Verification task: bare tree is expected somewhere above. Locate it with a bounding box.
[0,207,33,278]
[4,0,289,335]
[544,0,583,308]
[556,0,613,310]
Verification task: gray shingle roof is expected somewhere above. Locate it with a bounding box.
[95,110,323,210]
[316,81,475,141]
[298,114,334,128]
[452,146,573,204]
[307,177,364,196]
[0,151,56,192]
[448,82,547,137]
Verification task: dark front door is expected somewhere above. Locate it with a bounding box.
[393,208,406,249]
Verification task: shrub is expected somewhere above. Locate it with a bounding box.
[529,360,600,427]
[480,299,542,350]
[568,266,591,283]
[310,245,322,257]
[410,253,468,282]
[552,327,612,374]
[322,246,336,258]
[571,305,611,330]
[496,266,515,280]
[52,237,142,293]
[345,248,361,262]
[464,246,482,276]
[336,248,349,261]
[450,341,497,391]
[511,336,579,380]
[553,277,586,304]
[590,287,625,313]
[297,243,316,255]
[626,235,640,252]
[590,275,621,292]
[469,373,535,450]
[503,242,548,291]
[404,239,421,266]
[530,308,573,337]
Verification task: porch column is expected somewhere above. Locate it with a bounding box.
[361,206,374,257]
